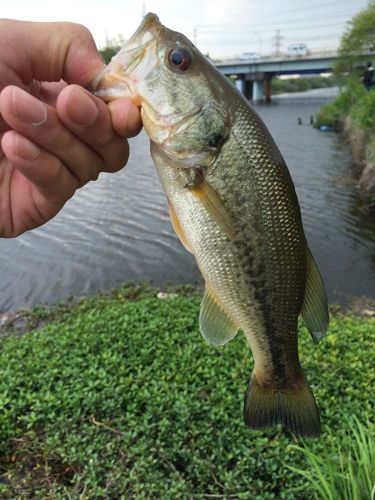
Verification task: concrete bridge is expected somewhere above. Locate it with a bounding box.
[215,51,337,102]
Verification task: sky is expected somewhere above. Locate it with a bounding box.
[1,0,370,59]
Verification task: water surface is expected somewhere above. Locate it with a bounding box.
[1,88,375,311]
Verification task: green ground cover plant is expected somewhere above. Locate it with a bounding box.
[0,286,373,498]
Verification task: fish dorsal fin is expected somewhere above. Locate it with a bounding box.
[167,200,193,253]
[301,246,329,343]
[199,287,239,345]
[188,180,236,240]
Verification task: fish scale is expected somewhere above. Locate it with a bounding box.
[94,12,329,437]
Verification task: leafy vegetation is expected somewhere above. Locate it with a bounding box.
[100,46,119,65]
[314,1,375,211]
[99,34,126,64]
[0,285,373,498]
[314,79,367,129]
[314,77,375,209]
[335,1,375,76]
[272,76,338,95]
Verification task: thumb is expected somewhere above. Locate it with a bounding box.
[0,19,105,87]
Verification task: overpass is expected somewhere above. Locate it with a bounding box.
[215,51,337,102]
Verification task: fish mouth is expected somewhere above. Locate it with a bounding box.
[91,13,161,103]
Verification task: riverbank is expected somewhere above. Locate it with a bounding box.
[316,79,375,211]
[0,284,373,498]
[2,281,375,339]
[272,75,338,95]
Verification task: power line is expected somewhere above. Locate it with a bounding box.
[200,33,342,47]
[195,2,363,27]
[196,8,359,31]
[197,21,350,37]
[252,0,362,19]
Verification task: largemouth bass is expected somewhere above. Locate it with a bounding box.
[93,13,329,437]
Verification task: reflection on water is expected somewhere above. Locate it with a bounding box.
[1,89,375,311]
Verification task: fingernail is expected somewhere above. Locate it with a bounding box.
[67,87,98,127]
[14,134,40,160]
[12,87,47,126]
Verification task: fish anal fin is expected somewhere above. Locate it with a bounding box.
[199,287,239,346]
[168,200,193,253]
[244,371,321,438]
[301,246,329,343]
[188,180,236,240]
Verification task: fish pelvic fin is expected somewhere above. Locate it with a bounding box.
[301,246,329,343]
[199,287,239,345]
[244,371,321,438]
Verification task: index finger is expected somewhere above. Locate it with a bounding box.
[0,19,104,87]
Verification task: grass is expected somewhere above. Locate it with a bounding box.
[289,417,375,500]
[0,285,373,498]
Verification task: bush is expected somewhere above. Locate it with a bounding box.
[350,87,375,131]
[315,79,366,128]
[0,289,373,498]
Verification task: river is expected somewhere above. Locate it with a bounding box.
[1,88,375,312]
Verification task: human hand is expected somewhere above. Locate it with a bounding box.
[0,19,141,238]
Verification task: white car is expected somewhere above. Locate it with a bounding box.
[239,52,261,61]
[286,44,309,57]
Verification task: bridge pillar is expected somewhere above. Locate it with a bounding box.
[264,77,272,103]
[244,80,252,100]
[235,77,245,94]
[252,79,264,102]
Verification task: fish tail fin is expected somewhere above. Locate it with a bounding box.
[244,371,321,438]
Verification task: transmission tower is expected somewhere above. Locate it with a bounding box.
[272,30,283,56]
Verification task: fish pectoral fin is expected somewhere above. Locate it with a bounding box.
[187,180,236,240]
[199,287,239,345]
[301,246,329,343]
[168,200,193,253]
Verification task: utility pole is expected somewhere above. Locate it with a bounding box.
[272,29,282,56]
[142,2,146,17]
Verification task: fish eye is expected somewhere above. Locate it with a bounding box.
[167,47,193,72]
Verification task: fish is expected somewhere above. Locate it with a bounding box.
[92,13,329,437]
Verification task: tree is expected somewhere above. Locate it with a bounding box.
[335,1,375,76]
[99,34,126,64]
